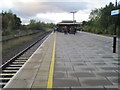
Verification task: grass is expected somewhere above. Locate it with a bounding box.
[2,31,44,54]
[2,30,41,41]
[83,26,120,38]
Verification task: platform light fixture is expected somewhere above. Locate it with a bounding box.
[70,11,77,23]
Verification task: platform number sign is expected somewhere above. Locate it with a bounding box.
[111,9,120,15]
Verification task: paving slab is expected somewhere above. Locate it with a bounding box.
[53,32,118,89]
[67,71,96,78]
[71,86,105,90]
[53,78,80,87]
[107,77,119,85]
[104,85,119,90]
[32,80,47,88]
[94,71,118,77]
[79,77,112,86]
[54,71,68,78]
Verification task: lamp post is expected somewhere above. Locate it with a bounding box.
[70,11,77,23]
[71,11,77,34]
[113,0,117,53]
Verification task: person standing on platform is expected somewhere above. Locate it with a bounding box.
[64,26,68,35]
[53,26,56,33]
[74,27,77,35]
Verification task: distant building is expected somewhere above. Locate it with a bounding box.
[57,20,81,34]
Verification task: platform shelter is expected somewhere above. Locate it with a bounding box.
[57,20,81,34]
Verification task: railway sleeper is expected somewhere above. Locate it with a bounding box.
[17,57,29,59]
[0,73,15,76]
[0,78,11,80]
[5,67,20,70]
[11,63,24,65]
[12,62,25,64]
[0,82,7,88]
[17,58,28,60]
[14,60,27,62]
[2,70,18,73]
[0,78,10,82]
[8,64,23,67]
[17,57,29,60]
[23,51,33,54]
[20,54,31,57]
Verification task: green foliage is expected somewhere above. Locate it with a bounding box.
[22,19,54,31]
[82,2,120,37]
[27,19,54,30]
[2,10,21,31]
[1,10,54,38]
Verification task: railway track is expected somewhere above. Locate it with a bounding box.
[0,31,51,88]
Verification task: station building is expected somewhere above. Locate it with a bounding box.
[57,20,81,34]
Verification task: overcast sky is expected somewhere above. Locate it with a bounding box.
[0,0,115,24]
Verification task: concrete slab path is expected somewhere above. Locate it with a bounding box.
[4,32,119,90]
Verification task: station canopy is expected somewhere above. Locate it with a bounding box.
[57,20,82,25]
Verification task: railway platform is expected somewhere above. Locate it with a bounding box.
[4,32,119,90]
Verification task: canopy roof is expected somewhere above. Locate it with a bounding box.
[57,20,81,25]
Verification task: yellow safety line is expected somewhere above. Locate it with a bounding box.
[47,33,56,90]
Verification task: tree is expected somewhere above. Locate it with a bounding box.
[2,10,21,31]
[83,2,120,36]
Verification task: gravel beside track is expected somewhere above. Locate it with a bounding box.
[2,31,51,64]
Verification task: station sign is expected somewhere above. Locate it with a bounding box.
[111,9,120,15]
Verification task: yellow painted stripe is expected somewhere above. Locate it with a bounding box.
[47,33,56,90]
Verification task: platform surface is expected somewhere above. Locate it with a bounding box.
[4,32,119,90]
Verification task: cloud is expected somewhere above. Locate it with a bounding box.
[36,12,73,23]
[42,2,88,12]
[0,0,14,10]
[12,2,88,18]
[1,0,114,24]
